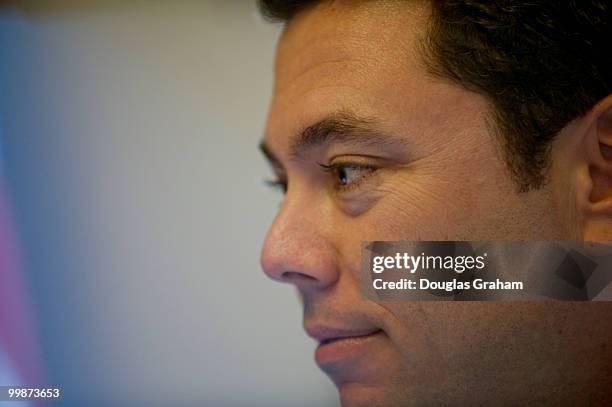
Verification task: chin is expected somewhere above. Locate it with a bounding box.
[338,382,407,407]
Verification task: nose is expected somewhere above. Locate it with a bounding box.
[260,189,340,292]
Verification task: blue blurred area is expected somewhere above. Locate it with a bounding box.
[0,2,338,406]
[0,12,104,405]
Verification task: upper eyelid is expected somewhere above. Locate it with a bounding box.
[318,162,376,172]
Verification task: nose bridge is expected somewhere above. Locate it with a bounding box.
[260,188,339,290]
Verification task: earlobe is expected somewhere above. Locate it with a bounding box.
[581,99,612,240]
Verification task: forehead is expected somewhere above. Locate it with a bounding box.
[265,1,437,147]
[265,0,488,158]
[274,1,430,91]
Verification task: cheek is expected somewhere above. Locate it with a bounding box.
[373,302,453,390]
[373,302,519,397]
[348,130,531,240]
[381,303,598,387]
[357,170,487,240]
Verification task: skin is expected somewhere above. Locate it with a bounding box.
[259,1,612,406]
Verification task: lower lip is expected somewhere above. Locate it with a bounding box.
[315,330,383,366]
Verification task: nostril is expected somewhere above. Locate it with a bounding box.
[281,271,318,283]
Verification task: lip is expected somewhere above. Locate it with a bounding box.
[306,324,384,366]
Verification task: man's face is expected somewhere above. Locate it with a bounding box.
[260,2,602,406]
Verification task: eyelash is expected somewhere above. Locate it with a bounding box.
[265,162,378,195]
[264,179,288,194]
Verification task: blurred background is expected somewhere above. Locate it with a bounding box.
[0,1,338,406]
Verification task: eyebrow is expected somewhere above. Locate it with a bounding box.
[259,111,406,165]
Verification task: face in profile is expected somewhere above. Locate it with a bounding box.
[259,1,612,406]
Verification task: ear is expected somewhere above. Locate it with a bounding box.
[577,95,612,240]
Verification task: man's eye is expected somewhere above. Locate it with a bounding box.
[319,163,376,190]
[264,179,287,194]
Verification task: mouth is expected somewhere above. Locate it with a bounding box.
[306,325,385,366]
[317,330,382,345]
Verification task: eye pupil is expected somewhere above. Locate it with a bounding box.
[338,168,349,185]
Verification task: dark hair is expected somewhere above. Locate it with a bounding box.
[258,0,611,191]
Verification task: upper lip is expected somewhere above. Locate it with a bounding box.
[305,322,382,345]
